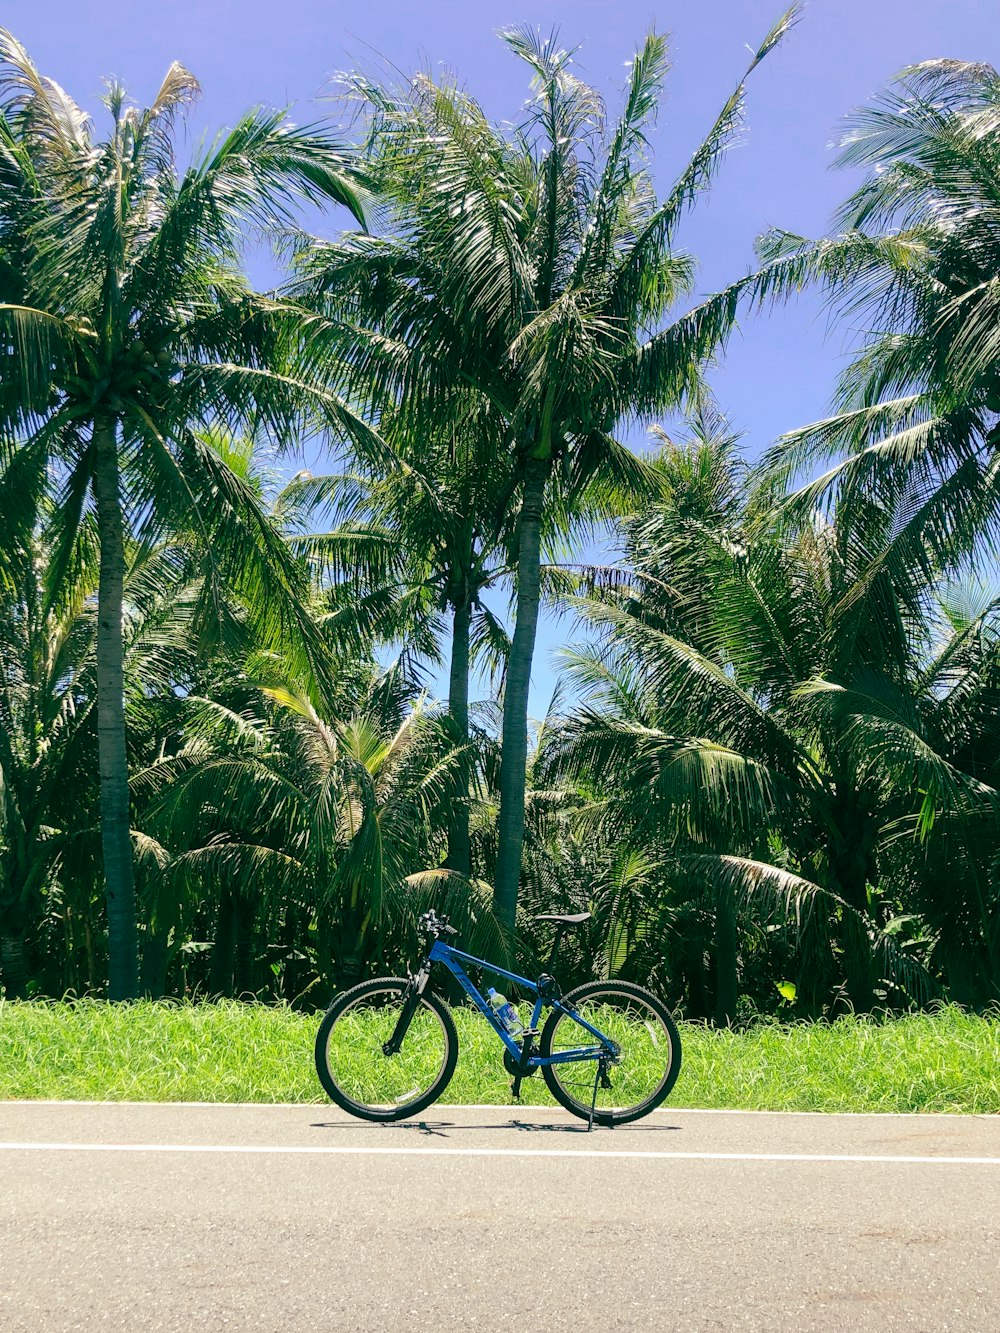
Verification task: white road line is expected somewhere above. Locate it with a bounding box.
[3,1100,995,1120]
[1,1141,999,1164]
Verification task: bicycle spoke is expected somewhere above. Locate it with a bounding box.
[545,988,676,1118]
[322,986,451,1112]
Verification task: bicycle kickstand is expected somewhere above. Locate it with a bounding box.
[587,1061,601,1132]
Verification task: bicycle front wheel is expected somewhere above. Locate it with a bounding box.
[314,977,458,1122]
[540,981,681,1126]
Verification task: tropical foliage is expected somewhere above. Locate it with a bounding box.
[0,25,997,1019]
[293,8,801,934]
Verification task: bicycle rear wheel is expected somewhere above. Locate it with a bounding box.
[540,981,681,1126]
[314,977,458,1122]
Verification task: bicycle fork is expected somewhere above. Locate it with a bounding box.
[382,960,431,1057]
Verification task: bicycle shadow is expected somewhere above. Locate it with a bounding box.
[309,1116,682,1137]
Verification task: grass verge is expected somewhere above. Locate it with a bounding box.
[1,999,998,1113]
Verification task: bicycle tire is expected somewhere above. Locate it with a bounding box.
[540,980,682,1126]
[314,976,459,1123]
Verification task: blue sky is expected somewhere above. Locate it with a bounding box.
[10,0,998,711]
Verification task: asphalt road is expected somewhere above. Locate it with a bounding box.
[1,1101,998,1332]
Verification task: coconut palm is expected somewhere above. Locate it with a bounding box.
[871,580,1000,1005]
[148,673,501,996]
[551,424,1000,1015]
[0,505,99,996]
[0,32,369,996]
[279,402,515,878]
[296,9,803,933]
[0,481,196,995]
[759,58,1000,588]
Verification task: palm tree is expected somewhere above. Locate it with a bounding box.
[149,674,499,995]
[0,426,327,996]
[0,33,368,996]
[759,58,1000,588]
[279,405,515,878]
[878,580,1000,1005]
[551,423,1000,1014]
[0,490,99,996]
[297,9,802,934]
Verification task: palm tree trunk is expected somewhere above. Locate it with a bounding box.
[336,945,364,991]
[493,455,548,936]
[0,931,29,999]
[84,916,96,991]
[142,926,169,999]
[684,931,710,1022]
[714,879,738,1027]
[940,932,997,1010]
[444,595,472,877]
[234,896,256,997]
[842,910,875,1013]
[210,888,237,996]
[827,797,876,1012]
[92,416,138,1001]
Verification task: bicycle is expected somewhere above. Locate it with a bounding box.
[314,909,682,1129]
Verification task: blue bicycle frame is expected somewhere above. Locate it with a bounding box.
[427,937,617,1069]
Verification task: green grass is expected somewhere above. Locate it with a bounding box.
[2,998,999,1113]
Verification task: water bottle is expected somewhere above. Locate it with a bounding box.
[487,987,523,1036]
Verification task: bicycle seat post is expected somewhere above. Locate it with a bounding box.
[547,926,566,973]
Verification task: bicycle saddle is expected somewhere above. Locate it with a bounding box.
[533,912,592,929]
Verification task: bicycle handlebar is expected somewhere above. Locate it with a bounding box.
[418,910,457,939]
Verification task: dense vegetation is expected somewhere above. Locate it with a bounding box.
[1,15,997,1023]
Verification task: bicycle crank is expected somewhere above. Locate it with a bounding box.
[502,1048,539,1079]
